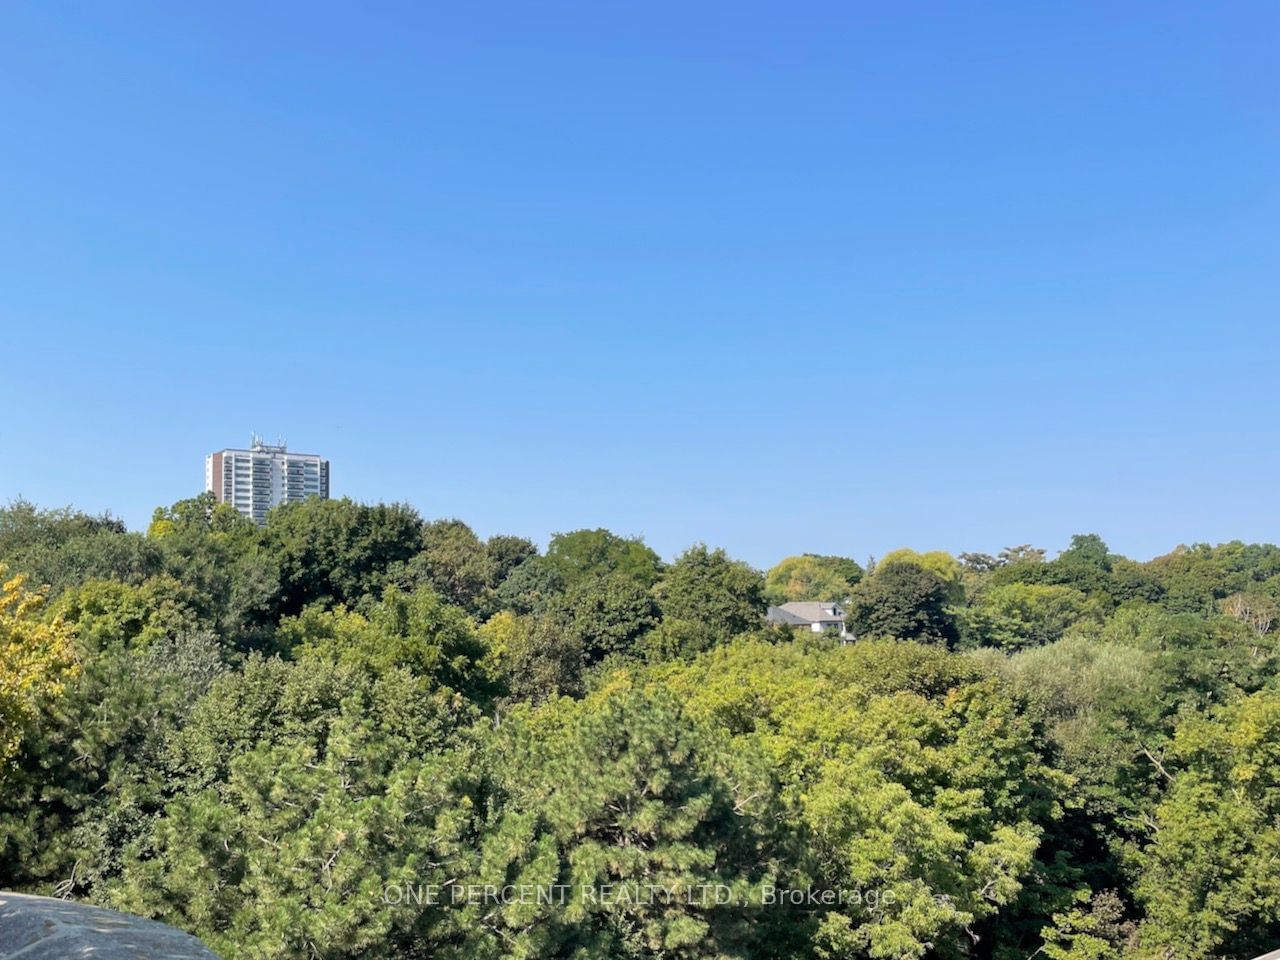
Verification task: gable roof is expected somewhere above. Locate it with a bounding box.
[762,604,844,627]
[778,601,844,622]
[766,606,812,626]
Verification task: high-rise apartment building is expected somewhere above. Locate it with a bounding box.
[205,436,330,525]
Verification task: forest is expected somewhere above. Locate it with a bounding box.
[1,494,1279,960]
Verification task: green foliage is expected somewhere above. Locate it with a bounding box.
[1134,687,1280,959]
[0,566,77,767]
[877,548,965,601]
[470,683,793,960]
[1000,635,1160,812]
[125,652,484,957]
[1048,535,1118,601]
[552,572,660,664]
[1,567,210,900]
[764,554,862,604]
[1039,890,1131,960]
[651,639,1056,959]
[960,583,1100,651]
[653,545,765,645]
[9,498,1280,960]
[52,577,200,652]
[0,626,224,895]
[0,500,161,596]
[638,617,725,662]
[148,493,280,649]
[266,498,425,614]
[988,534,1122,607]
[1146,541,1280,615]
[494,554,565,614]
[490,609,585,703]
[396,519,495,617]
[1095,604,1277,710]
[847,560,959,646]
[484,534,538,585]
[544,528,662,588]
[279,585,493,705]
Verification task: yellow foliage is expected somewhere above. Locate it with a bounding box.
[477,610,520,670]
[878,548,961,582]
[877,548,965,600]
[588,667,635,704]
[0,564,78,764]
[146,517,176,539]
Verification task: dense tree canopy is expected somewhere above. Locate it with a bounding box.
[4,497,1280,959]
[0,565,77,765]
[764,554,863,604]
[544,528,663,587]
[266,497,425,615]
[1135,687,1280,959]
[960,582,1101,651]
[846,559,960,646]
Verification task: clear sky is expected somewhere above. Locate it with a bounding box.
[1,2,1277,568]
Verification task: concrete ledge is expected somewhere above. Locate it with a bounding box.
[0,892,219,959]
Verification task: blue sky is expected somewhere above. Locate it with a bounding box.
[1,2,1277,568]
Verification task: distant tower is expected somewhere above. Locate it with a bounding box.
[204,436,330,525]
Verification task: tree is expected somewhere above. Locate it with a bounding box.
[877,548,964,601]
[277,585,493,706]
[650,639,1055,959]
[0,499,126,552]
[147,491,250,539]
[484,534,538,587]
[15,487,1280,960]
[959,552,1003,573]
[494,555,566,614]
[991,535,1122,605]
[1000,634,1161,812]
[0,574,222,896]
[0,566,76,766]
[553,572,660,664]
[1095,604,1275,712]
[996,633,1165,911]
[1001,545,1047,565]
[1108,557,1165,606]
[147,493,280,649]
[471,684,793,960]
[1144,545,1227,614]
[1219,591,1278,639]
[654,545,765,644]
[846,560,959,646]
[961,582,1100,651]
[0,629,224,896]
[397,518,495,616]
[1049,534,1117,600]
[0,501,161,597]
[638,618,726,662]
[1135,687,1280,960]
[1038,890,1132,960]
[763,554,862,604]
[490,609,585,704]
[544,529,662,588]
[111,656,486,959]
[266,498,424,615]
[50,577,200,652]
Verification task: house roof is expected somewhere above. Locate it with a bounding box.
[766,606,813,626]
[766,602,845,627]
[778,601,844,622]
